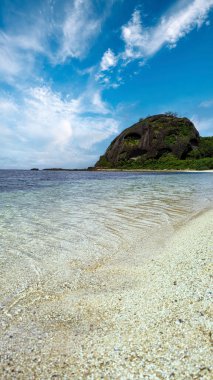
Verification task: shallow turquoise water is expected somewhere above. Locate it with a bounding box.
[0,170,212,310]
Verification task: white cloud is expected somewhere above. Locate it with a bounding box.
[121,10,147,60]
[19,87,74,149]
[57,0,102,62]
[199,99,213,108]
[96,49,122,88]
[0,97,20,139]
[122,0,213,60]
[0,98,18,113]
[192,115,213,134]
[19,86,117,149]
[0,1,120,168]
[0,25,47,81]
[0,0,115,79]
[0,33,24,77]
[100,49,118,71]
[90,91,111,114]
[96,0,213,86]
[0,86,119,168]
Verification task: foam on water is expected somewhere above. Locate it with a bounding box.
[0,170,212,312]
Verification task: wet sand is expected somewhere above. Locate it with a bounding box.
[0,209,212,379]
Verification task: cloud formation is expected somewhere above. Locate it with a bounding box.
[57,0,103,62]
[122,0,213,60]
[0,0,121,168]
[100,49,118,71]
[200,99,213,108]
[192,115,213,135]
[0,86,119,168]
[0,0,115,80]
[0,31,42,79]
[99,0,213,75]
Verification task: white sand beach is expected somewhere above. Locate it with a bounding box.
[0,208,212,379]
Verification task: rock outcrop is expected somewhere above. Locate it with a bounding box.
[95,114,201,167]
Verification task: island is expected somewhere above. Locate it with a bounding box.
[95,113,213,170]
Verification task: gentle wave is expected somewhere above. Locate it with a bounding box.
[0,171,212,311]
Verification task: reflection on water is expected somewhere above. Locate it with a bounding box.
[0,170,212,309]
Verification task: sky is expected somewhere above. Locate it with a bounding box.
[0,0,213,169]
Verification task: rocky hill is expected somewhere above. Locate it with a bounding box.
[95,114,213,170]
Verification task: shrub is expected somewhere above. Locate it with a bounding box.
[165,112,178,117]
[113,157,213,170]
[97,155,111,168]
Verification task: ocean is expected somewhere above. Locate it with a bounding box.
[0,170,213,313]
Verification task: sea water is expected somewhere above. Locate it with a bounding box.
[0,170,213,312]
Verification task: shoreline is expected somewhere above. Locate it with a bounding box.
[95,168,213,173]
[0,168,212,172]
[0,207,212,378]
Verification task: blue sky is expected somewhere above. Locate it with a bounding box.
[0,0,213,169]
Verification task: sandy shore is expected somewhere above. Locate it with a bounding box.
[0,209,212,379]
[95,168,213,173]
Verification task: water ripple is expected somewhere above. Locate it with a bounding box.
[0,171,212,310]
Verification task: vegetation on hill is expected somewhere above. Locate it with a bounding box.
[95,114,213,170]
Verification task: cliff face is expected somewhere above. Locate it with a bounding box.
[95,114,201,168]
